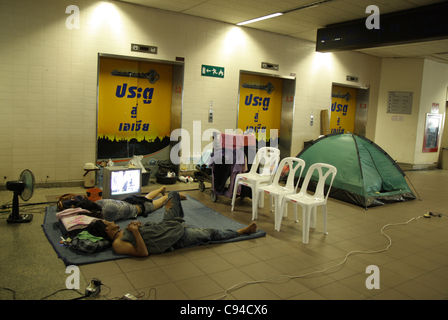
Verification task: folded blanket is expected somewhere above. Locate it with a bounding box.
[56,208,99,232]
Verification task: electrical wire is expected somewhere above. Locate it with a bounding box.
[0,287,16,300]
[215,215,424,300]
[40,288,85,300]
[136,287,157,300]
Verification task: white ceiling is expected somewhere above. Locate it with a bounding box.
[116,0,448,64]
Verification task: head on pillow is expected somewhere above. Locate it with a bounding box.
[87,220,111,241]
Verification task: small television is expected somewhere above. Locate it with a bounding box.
[102,167,142,200]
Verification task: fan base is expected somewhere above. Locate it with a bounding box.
[7,213,33,223]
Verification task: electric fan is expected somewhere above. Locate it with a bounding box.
[6,169,35,223]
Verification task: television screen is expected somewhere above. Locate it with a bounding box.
[111,169,141,195]
[102,167,142,200]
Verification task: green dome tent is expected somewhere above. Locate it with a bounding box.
[295,133,416,209]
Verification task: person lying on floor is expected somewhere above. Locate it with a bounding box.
[86,191,258,257]
[73,186,186,221]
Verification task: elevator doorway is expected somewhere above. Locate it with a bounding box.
[330,83,369,137]
[237,71,295,157]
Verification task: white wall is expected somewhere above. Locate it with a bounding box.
[375,59,424,163]
[415,59,448,164]
[375,58,448,165]
[0,0,384,185]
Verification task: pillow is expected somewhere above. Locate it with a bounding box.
[56,208,98,233]
[70,235,111,254]
[58,220,83,237]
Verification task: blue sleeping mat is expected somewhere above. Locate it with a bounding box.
[42,194,266,265]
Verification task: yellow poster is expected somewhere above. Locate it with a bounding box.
[238,73,283,141]
[98,57,173,160]
[330,85,357,134]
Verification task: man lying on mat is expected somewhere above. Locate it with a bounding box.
[70,186,186,221]
[86,191,258,257]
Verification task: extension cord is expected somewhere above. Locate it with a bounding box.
[123,293,138,300]
[215,215,426,300]
[85,279,101,297]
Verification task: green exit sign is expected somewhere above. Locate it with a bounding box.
[201,65,224,78]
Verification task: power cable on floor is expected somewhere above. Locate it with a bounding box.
[215,215,425,300]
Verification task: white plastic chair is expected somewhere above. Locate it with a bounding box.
[231,147,280,220]
[280,163,337,243]
[257,157,306,231]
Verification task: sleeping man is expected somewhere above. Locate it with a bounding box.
[86,191,258,256]
[73,186,185,221]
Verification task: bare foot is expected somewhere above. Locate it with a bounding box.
[145,186,167,200]
[237,222,257,235]
[180,193,187,200]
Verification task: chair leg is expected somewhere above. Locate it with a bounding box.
[302,207,311,244]
[274,195,281,231]
[230,178,240,211]
[251,187,258,220]
[283,202,288,217]
[322,205,328,235]
[276,198,287,231]
[310,206,317,229]
[258,185,264,208]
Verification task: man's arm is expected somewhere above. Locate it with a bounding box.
[112,225,149,257]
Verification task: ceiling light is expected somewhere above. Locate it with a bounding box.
[236,13,283,26]
[236,0,338,26]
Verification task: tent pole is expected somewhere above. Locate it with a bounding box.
[405,175,422,201]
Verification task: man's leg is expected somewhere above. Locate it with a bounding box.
[163,191,185,221]
[152,194,168,211]
[175,223,258,249]
[145,185,166,200]
[144,187,186,212]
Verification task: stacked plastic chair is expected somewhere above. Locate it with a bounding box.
[280,163,337,243]
[231,147,280,220]
[257,157,306,231]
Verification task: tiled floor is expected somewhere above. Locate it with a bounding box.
[1,170,447,300]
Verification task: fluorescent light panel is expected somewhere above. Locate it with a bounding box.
[236,0,339,26]
[236,12,283,26]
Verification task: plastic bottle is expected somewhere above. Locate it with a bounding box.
[98,166,103,189]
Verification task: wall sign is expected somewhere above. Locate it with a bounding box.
[330,85,357,134]
[201,65,224,78]
[261,62,279,71]
[131,43,158,54]
[238,73,283,142]
[387,91,413,114]
[97,56,173,161]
